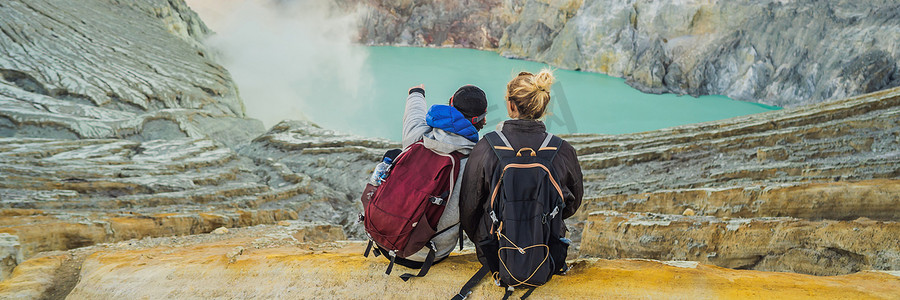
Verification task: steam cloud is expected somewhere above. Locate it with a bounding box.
[185,0,368,129]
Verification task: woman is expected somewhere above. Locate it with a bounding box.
[458,69,583,288]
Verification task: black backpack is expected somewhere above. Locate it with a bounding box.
[453,131,570,300]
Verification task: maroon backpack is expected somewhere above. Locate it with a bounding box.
[362,140,464,279]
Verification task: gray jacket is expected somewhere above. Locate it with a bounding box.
[402,91,476,262]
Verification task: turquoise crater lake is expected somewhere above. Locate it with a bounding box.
[304,46,779,141]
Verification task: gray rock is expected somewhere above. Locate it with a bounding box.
[237,120,400,238]
[0,233,23,281]
[347,0,504,48]
[0,0,264,145]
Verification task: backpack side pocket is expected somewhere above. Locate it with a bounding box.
[548,234,570,274]
[477,236,500,273]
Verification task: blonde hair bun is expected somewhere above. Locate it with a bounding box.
[506,69,556,120]
[534,69,555,93]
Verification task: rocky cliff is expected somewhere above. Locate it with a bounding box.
[349,0,900,107]
[569,87,900,275]
[0,0,264,145]
[0,0,382,283]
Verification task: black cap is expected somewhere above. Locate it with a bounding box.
[450,85,488,124]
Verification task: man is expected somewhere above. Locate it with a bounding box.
[396,83,488,265]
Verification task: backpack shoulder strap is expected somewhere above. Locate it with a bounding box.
[484,131,515,160]
[451,265,490,300]
[393,139,423,165]
[399,242,436,282]
[536,133,563,162]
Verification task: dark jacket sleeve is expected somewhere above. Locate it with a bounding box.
[459,138,491,242]
[559,140,583,219]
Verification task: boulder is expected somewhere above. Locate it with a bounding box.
[0,234,23,281]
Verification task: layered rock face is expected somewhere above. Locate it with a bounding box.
[0,137,303,258]
[581,211,899,276]
[236,121,399,238]
[0,0,359,282]
[571,87,900,218]
[0,0,264,145]
[0,122,390,272]
[0,1,399,287]
[350,0,900,107]
[570,87,900,275]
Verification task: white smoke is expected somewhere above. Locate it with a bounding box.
[185,0,368,129]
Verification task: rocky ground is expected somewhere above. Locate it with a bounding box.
[55,249,900,299]
[346,0,900,107]
[0,221,347,299]
[0,0,898,298]
[1,222,898,299]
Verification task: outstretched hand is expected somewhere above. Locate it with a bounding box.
[409,84,425,94]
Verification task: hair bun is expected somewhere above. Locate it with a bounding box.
[506,69,555,120]
[534,69,555,93]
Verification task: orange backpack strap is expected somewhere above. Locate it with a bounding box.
[536,133,563,163]
[484,131,515,160]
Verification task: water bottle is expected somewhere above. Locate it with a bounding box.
[369,157,392,186]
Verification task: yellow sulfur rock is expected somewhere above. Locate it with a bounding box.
[52,239,900,299]
[0,255,67,299]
